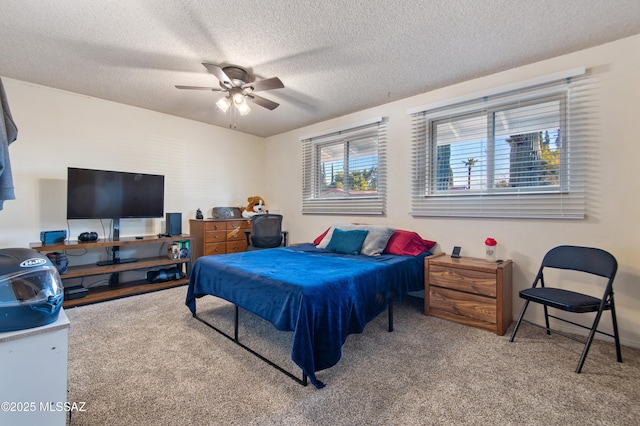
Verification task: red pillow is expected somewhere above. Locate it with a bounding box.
[313,227,330,246]
[384,230,436,256]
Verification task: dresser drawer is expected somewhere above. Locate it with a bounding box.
[226,240,247,253]
[429,265,497,297]
[429,286,496,324]
[226,227,245,241]
[204,230,226,243]
[190,218,252,262]
[226,220,250,230]
[204,242,226,256]
[226,220,250,241]
[204,222,225,231]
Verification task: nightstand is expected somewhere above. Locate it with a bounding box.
[425,255,513,335]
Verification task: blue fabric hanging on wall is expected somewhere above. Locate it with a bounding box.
[0,78,18,210]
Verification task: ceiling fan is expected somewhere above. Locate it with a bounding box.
[175,63,284,115]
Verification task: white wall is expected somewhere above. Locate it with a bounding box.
[264,34,640,348]
[0,78,266,246]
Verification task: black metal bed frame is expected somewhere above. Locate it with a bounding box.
[193,299,396,387]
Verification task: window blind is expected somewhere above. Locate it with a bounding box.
[411,72,594,219]
[302,117,387,215]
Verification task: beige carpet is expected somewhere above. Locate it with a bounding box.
[65,286,640,425]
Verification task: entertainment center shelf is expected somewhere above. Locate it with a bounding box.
[30,235,192,308]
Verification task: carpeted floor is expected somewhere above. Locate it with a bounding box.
[64,286,640,425]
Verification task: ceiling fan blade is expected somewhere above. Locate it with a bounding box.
[246,94,280,110]
[202,63,233,87]
[175,85,223,91]
[242,77,284,92]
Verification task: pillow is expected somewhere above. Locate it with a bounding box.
[325,228,369,255]
[383,230,437,256]
[316,223,395,256]
[359,225,396,256]
[316,223,351,249]
[313,227,330,246]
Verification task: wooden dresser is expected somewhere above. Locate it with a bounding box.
[189,218,252,262]
[425,254,513,335]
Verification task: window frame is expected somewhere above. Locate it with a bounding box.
[410,69,590,219]
[427,92,567,196]
[302,117,387,215]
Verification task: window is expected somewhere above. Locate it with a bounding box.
[302,117,386,215]
[432,96,564,193]
[411,69,592,219]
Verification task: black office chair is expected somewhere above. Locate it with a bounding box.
[510,245,621,373]
[244,214,288,250]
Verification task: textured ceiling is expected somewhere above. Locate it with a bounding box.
[1,0,639,138]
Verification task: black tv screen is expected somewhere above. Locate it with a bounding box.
[67,168,165,220]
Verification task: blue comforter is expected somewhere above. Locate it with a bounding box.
[186,243,429,388]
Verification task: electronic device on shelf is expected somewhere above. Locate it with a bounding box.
[40,230,67,244]
[64,285,88,300]
[451,246,462,258]
[78,231,98,241]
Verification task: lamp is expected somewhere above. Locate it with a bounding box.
[216,96,231,113]
[217,88,251,115]
[232,91,245,105]
[236,100,251,116]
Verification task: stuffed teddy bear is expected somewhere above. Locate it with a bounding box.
[241,196,266,218]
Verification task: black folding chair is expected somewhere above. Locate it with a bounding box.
[509,245,621,373]
[244,214,288,250]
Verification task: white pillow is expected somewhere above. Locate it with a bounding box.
[316,223,395,256]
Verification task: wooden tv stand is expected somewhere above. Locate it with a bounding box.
[30,234,192,308]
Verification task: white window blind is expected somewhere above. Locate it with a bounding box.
[302,117,387,215]
[410,70,594,219]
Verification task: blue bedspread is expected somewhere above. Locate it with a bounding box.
[185,243,429,388]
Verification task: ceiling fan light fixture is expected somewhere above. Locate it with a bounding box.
[232,92,245,105]
[216,96,231,112]
[237,102,251,116]
[178,64,284,119]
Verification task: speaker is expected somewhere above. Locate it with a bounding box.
[165,212,182,236]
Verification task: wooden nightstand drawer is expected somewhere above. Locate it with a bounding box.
[429,286,496,324]
[430,265,497,297]
[425,255,513,335]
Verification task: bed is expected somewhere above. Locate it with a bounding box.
[186,230,434,389]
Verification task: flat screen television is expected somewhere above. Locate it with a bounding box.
[67,167,165,245]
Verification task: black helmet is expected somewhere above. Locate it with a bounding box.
[0,248,64,332]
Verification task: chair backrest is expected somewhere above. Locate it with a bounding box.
[541,245,618,279]
[250,214,283,248]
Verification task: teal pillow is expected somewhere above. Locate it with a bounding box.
[325,228,369,255]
